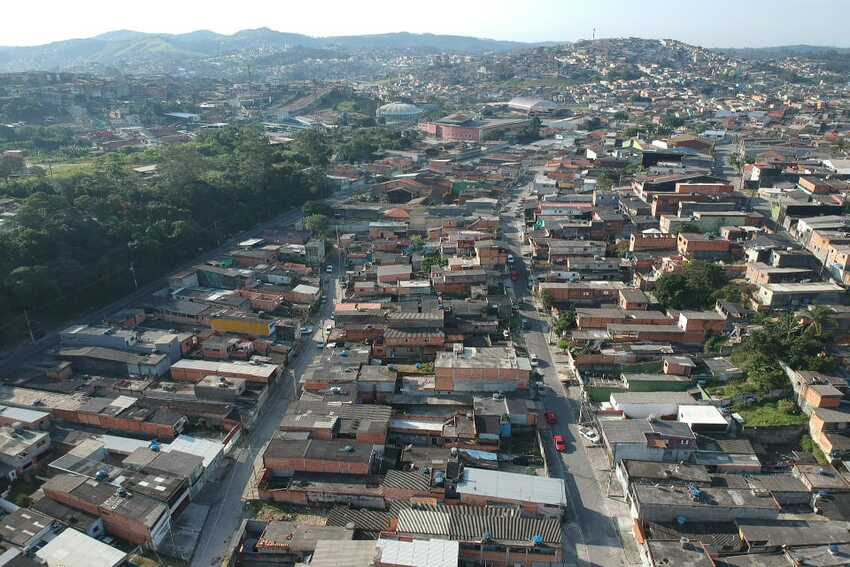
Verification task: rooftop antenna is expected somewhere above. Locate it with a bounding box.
[593,27,596,40]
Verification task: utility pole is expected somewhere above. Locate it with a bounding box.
[23,310,35,344]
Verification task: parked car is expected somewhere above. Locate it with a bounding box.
[299,326,313,335]
[502,329,510,339]
[553,434,567,452]
[545,410,558,425]
[530,353,539,367]
[508,254,515,264]
[325,265,334,273]
[510,270,520,281]
[579,426,600,445]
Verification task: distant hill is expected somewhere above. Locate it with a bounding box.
[0,28,551,73]
[714,44,850,59]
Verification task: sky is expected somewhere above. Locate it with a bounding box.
[3,0,850,48]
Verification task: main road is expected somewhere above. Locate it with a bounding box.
[191,264,339,567]
[501,184,628,567]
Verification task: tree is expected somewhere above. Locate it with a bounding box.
[654,261,728,310]
[304,214,330,236]
[410,235,424,250]
[422,254,448,273]
[540,290,555,311]
[554,309,576,336]
[303,200,333,217]
[613,110,629,121]
[293,129,332,169]
[558,338,571,353]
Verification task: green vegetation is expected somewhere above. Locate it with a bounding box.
[7,477,43,507]
[801,434,830,465]
[304,213,330,236]
[553,308,576,336]
[421,254,448,273]
[540,289,555,311]
[735,400,807,427]
[334,128,418,162]
[0,126,330,347]
[653,261,729,310]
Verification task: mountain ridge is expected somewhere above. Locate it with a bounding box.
[0,28,556,73]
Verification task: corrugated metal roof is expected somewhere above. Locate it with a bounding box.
[396,505,561,545]
[381,470,431,492]
[327,507,390,533]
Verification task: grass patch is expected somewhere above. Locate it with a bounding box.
[736,400,808,427]
[706,379,757,398]
[801,434,830,465]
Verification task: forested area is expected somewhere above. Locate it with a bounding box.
[0,126,331,347]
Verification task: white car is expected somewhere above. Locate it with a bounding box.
[507,254,515,264]
[325,265,334,273]
[502,329,510,339]
[299,326,313,335]
[529,353,539,367]
[579,426,600,445]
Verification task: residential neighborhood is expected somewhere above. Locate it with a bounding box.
[2,7,850,567]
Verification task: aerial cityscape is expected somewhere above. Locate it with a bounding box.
[2,3,850,567]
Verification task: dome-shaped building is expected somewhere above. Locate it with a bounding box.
[376,102,424,124]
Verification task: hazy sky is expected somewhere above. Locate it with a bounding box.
[4,0,850,48]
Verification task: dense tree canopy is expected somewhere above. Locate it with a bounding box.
[653,261,729,310]
[0,126,331,346]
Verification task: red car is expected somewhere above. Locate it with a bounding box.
[544,411,557,425]
[510,270,520,281]
[553,434,567,452]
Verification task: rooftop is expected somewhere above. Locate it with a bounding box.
[455,467,567,507]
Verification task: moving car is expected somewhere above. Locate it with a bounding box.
[553,434,567,452]
[508,254,515,264]
[510,270,520,281]
[530,353,539,367]
[502,329,510,339]
[545,410,558,425]
[325,265,334,273]
[299,326,313,335]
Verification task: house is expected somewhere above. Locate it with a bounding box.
[610,391,697,419]
[42,474,171,546]
[599,418,697,463]
[209,312,276,337]
[454,467,567,518]
[263,438,376,476]
[375,537,460,567]
[434,346,531,392]
[395,505,562,566]
[752,282,845,310]
[0,508,57,552]
[170,358,280,384]
[305,239,326,266]
[629,483,780,523]
[676,233,731,260]
[58,347,171,378]
[0,426,51,474]
[284,284,321,305]
[537,281,626,305]
[35,528,127,567]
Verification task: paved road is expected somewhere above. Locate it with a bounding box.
[501,185,627,567]
[191,268,339,567]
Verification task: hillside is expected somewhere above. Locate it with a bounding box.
[0,28,548,74]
